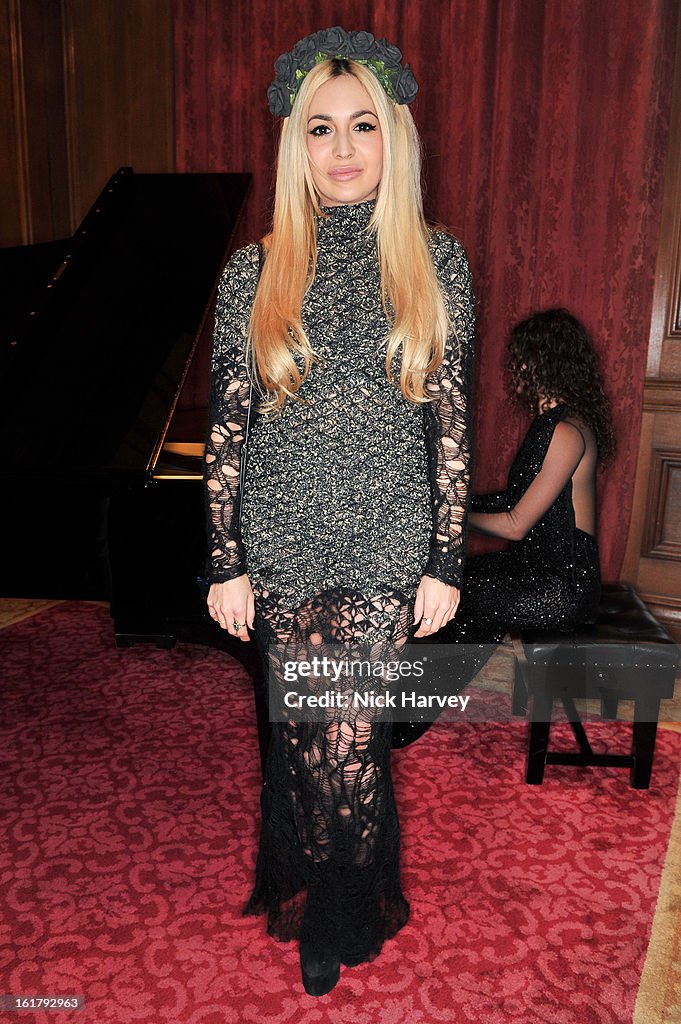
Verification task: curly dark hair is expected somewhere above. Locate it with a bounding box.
[505,308,615,462]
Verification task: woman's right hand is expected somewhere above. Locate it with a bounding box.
[207,575,255,641]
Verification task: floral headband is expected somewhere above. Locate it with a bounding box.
[267,26,419,118]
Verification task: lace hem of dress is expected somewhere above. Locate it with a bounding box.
[242,584,415,968]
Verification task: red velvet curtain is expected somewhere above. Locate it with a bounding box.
[175,0,678,582]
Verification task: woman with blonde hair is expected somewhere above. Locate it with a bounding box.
[202,26,474,995]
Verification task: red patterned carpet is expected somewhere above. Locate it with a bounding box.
[1,601,680,1024]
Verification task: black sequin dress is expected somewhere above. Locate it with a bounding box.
[446,403,602,647]
[202,199,474,967]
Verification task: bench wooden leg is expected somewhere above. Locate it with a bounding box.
[631,697,661,789]
[510,632,529,717]
[526,688,553,784]
[601,695,619,720]
[512,657,528,716]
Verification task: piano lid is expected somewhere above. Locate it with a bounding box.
[0,167,251,480]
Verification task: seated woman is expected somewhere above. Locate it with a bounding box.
[391,307,614,746]
[450,307,614,647]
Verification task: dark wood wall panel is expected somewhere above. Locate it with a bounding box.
[643,447,681,559]
[62,0,175,228]
[1,0,30,245]
[23,0,70,240]
[623,8,681,640]
[0,0,175,247]
[659,185,681,375]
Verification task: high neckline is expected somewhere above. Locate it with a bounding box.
[319,198,376,216]
[316,198,377,244]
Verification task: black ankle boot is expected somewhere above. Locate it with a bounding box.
[299,938,340,996]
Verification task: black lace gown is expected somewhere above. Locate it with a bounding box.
[202,199,474,967]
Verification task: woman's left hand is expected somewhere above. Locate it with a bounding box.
[413,576,460,637]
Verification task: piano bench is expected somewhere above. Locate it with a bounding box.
[509,584,679,789]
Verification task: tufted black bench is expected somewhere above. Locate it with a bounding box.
[510,583,680,788]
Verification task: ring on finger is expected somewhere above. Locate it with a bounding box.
[425,617,433,626]
[232,619,243,632]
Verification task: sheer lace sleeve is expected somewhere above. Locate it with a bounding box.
[422,234,475,588]
[469,420,586,541]
[202,244,260,584]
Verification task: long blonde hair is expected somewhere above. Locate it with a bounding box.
[248,58,451,415]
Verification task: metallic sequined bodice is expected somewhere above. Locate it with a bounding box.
[240,201,433,605]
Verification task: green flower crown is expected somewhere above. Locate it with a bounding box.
[268,27,419,118]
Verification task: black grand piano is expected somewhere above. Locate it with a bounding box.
[0,166,271,768]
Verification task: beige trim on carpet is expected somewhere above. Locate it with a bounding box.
[634,763,681,1024]
[0,598,64,628]
[0,598,110,630]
